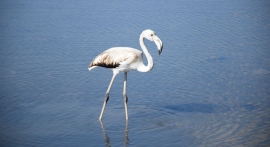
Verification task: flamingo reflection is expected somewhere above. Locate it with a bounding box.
[99,120,129,147]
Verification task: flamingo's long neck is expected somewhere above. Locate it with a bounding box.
[137,34,154,72]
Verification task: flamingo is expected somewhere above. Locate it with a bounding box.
[88,29,163,120]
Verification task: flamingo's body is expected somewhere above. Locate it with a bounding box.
[88,29,163,120]
[89,47,144,73]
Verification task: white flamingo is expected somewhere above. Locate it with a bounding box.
[88,29,163,120]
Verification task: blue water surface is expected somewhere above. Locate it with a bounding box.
[0,0,270,146]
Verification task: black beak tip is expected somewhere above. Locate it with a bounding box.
[158,50,162,55]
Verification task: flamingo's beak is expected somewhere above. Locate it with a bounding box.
[153,36,163,55]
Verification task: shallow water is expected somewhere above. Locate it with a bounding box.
[1,0,270,146]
